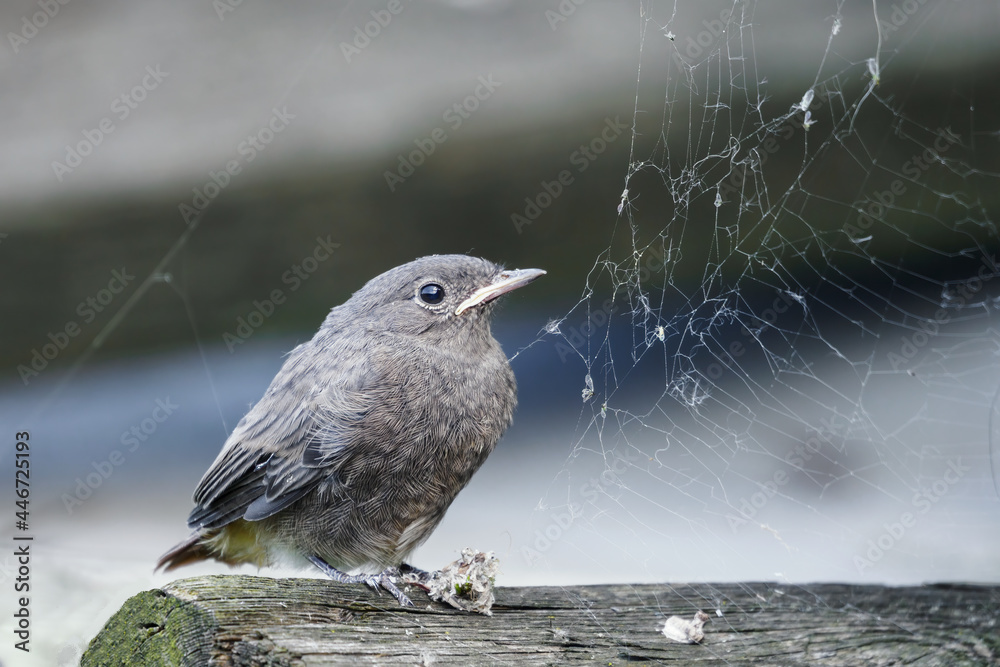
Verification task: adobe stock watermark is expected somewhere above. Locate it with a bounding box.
[340,0,412,63]
[213,0,245,21]
[671,6,734,68]
[545,0,587,31]
[17,268,135,385]
[51,65,169,181]
[548,298,619,363]
[223,236,340,352]
[740,288,807,335]
[7,0,73,55]
[62,397,180,514]
[886,253,999,371]
[178,106,295,225]
[511,115,627,233]
[853,458,969,573]
[715,85,831,206]
[726,415,840,533]
[878,0,934,39]
[843,127,961,242]
[521,448,640,566]
[384,74,501,192]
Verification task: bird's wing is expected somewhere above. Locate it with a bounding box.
[187,360,378,531]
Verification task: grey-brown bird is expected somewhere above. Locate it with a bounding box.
[157,254,544,605]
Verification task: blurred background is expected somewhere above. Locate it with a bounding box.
[1,0,999,663]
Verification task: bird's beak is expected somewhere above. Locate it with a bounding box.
[455,268,546,316]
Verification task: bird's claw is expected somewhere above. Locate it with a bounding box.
[361,574,381,593]
[378,568,414,606]
[362,568,413,606]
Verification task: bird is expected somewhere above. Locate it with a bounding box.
[157,254,545,605]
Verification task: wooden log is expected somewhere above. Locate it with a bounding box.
[81,575,999,666]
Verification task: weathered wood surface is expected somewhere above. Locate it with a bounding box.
[82,576,999,666]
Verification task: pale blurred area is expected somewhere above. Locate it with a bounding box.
[1,1,1000,665]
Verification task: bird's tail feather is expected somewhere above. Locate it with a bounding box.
[156,532,214,572]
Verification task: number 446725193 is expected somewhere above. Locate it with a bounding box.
[15,432,29,529]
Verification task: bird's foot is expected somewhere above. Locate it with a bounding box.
[308,556,413,606]
[398,562,433,591]
[367,567,413,606]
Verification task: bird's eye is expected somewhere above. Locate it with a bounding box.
[418,283,445,305]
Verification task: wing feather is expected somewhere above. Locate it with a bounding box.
[186,378,375,531]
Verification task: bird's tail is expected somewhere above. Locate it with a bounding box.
[156,532,215,572]
[156,521,271,572]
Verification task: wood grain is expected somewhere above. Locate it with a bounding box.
[82,575,1000,666]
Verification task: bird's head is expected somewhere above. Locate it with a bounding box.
[342,254,545,340]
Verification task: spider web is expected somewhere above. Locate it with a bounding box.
[524,0,1000,605]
